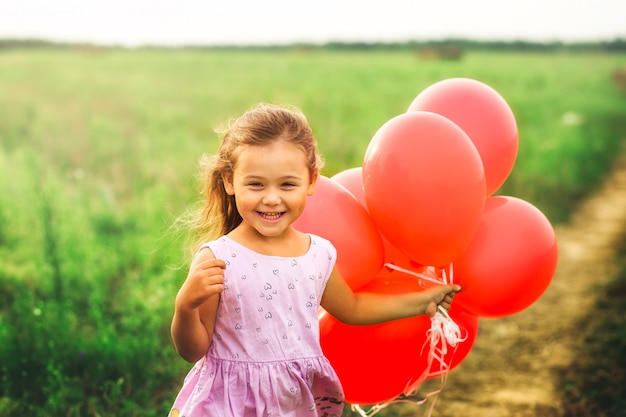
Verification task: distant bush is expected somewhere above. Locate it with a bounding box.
[612,67,626,93]
[416,46,464,60]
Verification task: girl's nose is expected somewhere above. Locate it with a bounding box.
[262,191,281,205]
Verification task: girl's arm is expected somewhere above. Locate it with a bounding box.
[171,248,225,363]
[320,265,460,326]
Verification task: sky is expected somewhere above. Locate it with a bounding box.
[0,0,625,47]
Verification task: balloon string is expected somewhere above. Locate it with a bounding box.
[383,262,455,286]
[351,263,464,417]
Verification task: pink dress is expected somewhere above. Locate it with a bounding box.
[169,235,345,417]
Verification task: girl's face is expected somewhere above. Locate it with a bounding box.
[223,140,317,240]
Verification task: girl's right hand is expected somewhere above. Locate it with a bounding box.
[175,255,226,311]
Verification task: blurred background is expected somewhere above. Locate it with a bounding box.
[1,1,625,416]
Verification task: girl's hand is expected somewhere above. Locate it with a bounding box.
[176,256,226,312]
[171,251,225,362]
[423,284,461,317]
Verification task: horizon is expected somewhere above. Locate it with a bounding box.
[1,35,624,50]
[1,0,625,48]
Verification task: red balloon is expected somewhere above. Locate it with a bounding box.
[293,175,383,290]
[427,303,479,377]
[331,169,430,282]
[363,111,486,267]
[320,275,432,404]
[408,78,518,195]
[330,169,423,281]
[331,167,366,207]
[380,235,425,276]
[453,196,558,318]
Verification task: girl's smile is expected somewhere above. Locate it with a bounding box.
[223,140,317,243]
[258,211,285,221]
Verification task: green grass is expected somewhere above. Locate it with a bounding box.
[0,48,625,416]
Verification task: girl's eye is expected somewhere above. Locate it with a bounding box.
[248,182,263,188]
[282,183,296,188]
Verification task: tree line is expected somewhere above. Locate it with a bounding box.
[0,37,625,52]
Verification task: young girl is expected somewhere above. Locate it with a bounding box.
[169,103,461,417]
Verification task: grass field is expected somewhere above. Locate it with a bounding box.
[1,48,625,416]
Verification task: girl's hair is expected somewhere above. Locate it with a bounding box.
[190,103,324,250]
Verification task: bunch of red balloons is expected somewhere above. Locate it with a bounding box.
[294,78,559,405]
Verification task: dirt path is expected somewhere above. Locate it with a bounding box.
[378,144,626,417]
